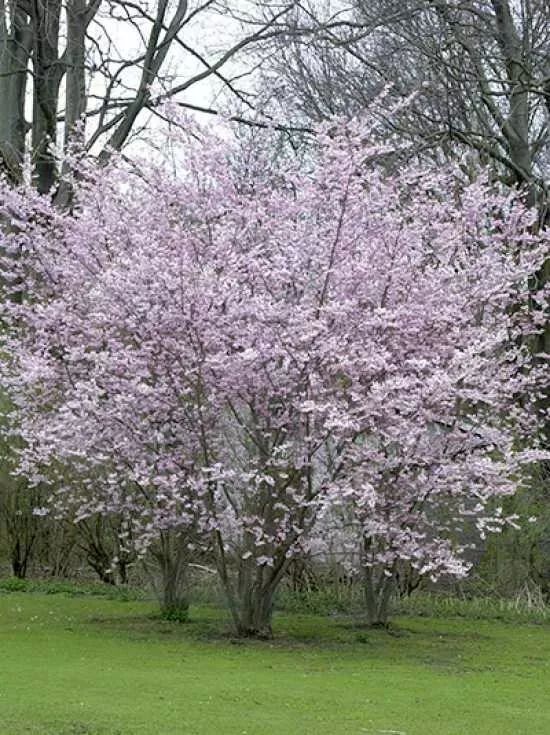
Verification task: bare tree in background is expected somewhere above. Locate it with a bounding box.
[0,0,297,197]
[268,0,550,211]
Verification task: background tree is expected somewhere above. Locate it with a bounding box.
[0,0,298,197]
[268,0,550,210]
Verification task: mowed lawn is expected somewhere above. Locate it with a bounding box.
[1,592,549,735]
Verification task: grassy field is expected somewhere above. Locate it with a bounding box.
[1,590,549,735]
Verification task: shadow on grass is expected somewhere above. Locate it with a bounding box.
[81,604,489,675]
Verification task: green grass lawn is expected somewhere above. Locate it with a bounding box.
[1,591,549,735]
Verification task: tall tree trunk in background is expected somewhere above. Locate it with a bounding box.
[491,0,534,206]
[64,0,86,146]
[0,0,32,184]
[31,0,62,194]
[54,0,88,208]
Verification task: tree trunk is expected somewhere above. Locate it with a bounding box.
[364,566,395,627]
[146,531,191,622]
[491,0,535,205]
[2,483,39,580]
[11,540,29,579]
[230,553,291,638]
[159,564,190,622]
[31,0,62,193]
[54,0,87,209]
[237,583,275,638]
[0,0,32,183]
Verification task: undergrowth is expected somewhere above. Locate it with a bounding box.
[0,577,145,601]
[2,576,549,624]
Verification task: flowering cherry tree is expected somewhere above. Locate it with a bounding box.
[1,118,548,635]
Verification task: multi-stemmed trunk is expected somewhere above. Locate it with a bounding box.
[146,530,191,622]
[237,581,277,639]
[213,530,291,638]
[75,515,136,585]
[362,534,396,627]
[364,564,396,627]
[235,557,292,638]
[159,562,190,622]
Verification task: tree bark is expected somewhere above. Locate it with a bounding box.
[53,0,88,208]
[31,0,62,193]
[0,0,32,183]
[491,0,535,204]
[146,531,191,621]
[237,584,276,638]
[364,565,395,627]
